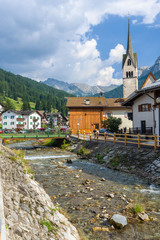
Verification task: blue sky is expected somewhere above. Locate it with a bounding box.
[0,0,160,86]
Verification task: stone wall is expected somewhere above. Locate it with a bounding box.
[0,144,80,240]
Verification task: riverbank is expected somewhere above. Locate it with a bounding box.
[0,143,80,240]
[70,137,160,185]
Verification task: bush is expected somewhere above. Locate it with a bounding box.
[61,139,70,150]
[77,146,90,156]
[103,116,122,133]
[96,153,105,163]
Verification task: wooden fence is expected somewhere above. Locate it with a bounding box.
[69,129,160,150]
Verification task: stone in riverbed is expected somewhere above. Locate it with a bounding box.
[138,212,149,221]
[110,214,127,229]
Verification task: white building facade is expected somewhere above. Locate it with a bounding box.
[2,110,41,130]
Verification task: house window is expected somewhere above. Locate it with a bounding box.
[30,116,32,119]
[3,122,7,125]
[37,117,39,119]
[10,122,14,125]
[11,116,14,119]
[138,104,151,112]
[3,116,7,119]
[30,122,32,125]
[127,59,131,65]
[126,72,128,78]
[18,115,21,118]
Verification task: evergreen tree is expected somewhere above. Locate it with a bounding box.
[4,98,15,110]
[35,99,41,110]
[21,101,31,111]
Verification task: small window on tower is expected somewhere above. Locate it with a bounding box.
[127,59,131,65]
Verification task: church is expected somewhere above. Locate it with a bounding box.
[67,20,141,132]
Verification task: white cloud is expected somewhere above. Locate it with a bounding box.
[0,0,159,86]
[97,67,122,86]
[106,44,125,65]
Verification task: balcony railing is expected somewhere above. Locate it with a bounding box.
[33,119,38,122]
[17,124,24,128]
[16,118,25,121]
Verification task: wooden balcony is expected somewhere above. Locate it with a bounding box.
[33,119,38,122]
[17,124,24,128]
[17,118,25,121]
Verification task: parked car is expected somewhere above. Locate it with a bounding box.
[11,130,16,134]
[18,130,26,134]
[4,130,10,134]
[99,128,113,137]
[0,130,3,134]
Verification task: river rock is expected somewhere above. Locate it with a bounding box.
[138,212,149,221]
[110,214,127,229]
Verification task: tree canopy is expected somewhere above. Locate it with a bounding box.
[103,116,122,133]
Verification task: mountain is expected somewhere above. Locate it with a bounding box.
[138,56,160,78]
[42,78,118,96]
[0,68,73,115]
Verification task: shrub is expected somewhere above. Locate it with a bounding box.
[77,146,90,156]
[61,139,70,150]
[103,116,122,133]
[96,153,105,163]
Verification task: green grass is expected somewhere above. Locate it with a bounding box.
[131,203,143,215]
[41,219,58,232]
[4,97,35,110]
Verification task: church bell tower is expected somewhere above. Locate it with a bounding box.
[122,19,138,98]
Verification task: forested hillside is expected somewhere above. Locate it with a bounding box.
[0,68,73,115]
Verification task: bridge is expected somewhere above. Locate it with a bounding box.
[1,132,69,144]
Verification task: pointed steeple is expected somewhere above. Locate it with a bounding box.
[122,19,137,68]
[127,19,133,56]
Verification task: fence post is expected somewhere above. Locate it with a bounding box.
[96,131,98,142]
[154,134,157,150]
[89,132,92,141]
[104,132,107,143]
[138,134,141,149]
[84,131,85,140]
[78,130,80,139]
[113,132,116,144]
[125,133,127,146]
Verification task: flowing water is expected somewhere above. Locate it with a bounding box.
[8,141,160,240]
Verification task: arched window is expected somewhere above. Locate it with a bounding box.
[129,71,131,77]
[127,59,131,65]
[126,72,128,78]
[131,71,133,77]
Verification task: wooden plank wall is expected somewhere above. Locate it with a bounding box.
[69,107,103,131]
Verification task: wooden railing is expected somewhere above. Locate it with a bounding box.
[69,129,160,150]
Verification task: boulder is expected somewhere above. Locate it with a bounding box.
[110,214,127,229]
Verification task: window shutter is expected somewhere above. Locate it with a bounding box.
[138,105,142,112]
[148,104,151,111]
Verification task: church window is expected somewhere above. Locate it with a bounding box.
[127,59,131,65]
[131,71,133,77]
[126,72,129,78]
